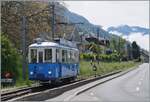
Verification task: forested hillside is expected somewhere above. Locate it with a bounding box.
[1,1,143,88]
[1,1,112,50]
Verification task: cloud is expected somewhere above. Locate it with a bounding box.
[123,33,149,51]
[122,35,129,40]
[65,1,149,28]
[64,1,149,51]
[109,31,123,36]
[110,32,149,51]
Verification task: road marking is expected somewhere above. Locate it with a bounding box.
[64,91,78,101]
[140,78,143,81]
[136,87,140,91]
[138,81,142,85]
[92,96,99,100]
[90,92,94,96]
[64,94,75,101]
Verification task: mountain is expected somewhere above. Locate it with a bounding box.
[1,1,112,48]
[63,8,111,40]
[107,25,149,36]
[107,25,149,51]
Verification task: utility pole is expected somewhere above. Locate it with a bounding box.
[118,36,121,61]
[21,16,27,80]
[49,2,55,41]
[56,22,83,40]
[97,27,99,39]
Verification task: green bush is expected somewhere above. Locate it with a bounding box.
[80,53,95,61]
[1,33,22,81]
[80,53,120,62]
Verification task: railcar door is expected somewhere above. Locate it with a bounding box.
[56,48,61,78]
[37,49,44,63]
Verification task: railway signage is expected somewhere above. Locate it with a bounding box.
[1,72,15,84]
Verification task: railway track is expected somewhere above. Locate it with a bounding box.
[1,88,32,101]
[1,85,42,101]
[1,79,83,101]
[1,70,123,101]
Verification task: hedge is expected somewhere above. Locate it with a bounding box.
[80,53,120,62]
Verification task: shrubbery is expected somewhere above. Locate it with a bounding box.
[1,33,22,83]
[80,53,120,62]
[80,53,96,61]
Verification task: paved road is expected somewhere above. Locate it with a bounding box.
[47,63,150,102]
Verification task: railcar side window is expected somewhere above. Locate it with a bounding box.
[74,51,78,63]
[31,49,37,63]
[62,50,67,63]
[65,50,68,63]
[45,49,52,63]
[70,51,73,63]
[56,49,59,63]
[62,50,65,63]
[73,51,76,63]
[68,51,71,63]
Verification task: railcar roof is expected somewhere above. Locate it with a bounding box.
[29,41,78,50]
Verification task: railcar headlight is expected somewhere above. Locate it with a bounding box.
[48,71,52,74]
[30,71,33,75]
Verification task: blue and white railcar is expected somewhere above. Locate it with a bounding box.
[28,40,79,82]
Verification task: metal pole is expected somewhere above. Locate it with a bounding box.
[21,16,27,80]
[118,37,121,61]
[49,2,55,41]
[97,27,99,39]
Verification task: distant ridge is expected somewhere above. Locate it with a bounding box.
[107,25,149,35]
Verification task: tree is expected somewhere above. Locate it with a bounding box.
[109,36,126,60]
[88,43,102,54]
[118,37,126,58]
[1,33,22,80]
[132,41,140,59]
[1,1,68,49]
[109,37,118,51]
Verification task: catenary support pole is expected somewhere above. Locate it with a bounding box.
[21,16,27,80]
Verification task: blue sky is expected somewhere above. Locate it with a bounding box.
[65,1,149,51]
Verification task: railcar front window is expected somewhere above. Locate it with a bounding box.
[31,49,37,63]
[45,49,52,63]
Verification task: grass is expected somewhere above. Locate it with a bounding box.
[79,60,141,78]
[2,60,140,89]
[1,79,33,90]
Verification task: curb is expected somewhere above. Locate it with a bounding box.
[76,67,137,96]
